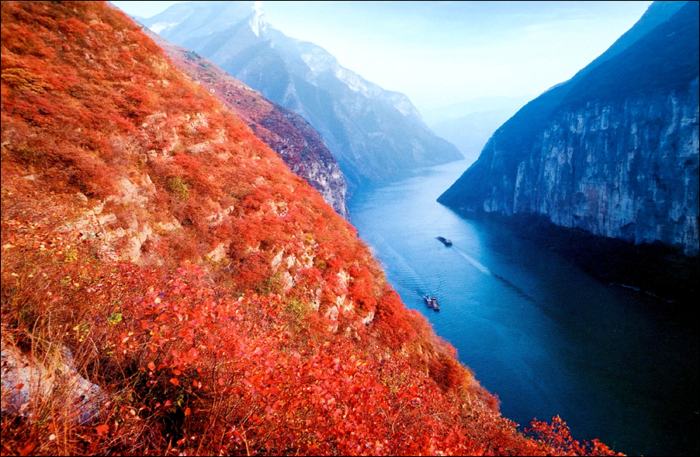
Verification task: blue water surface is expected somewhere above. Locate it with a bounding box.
[348,160,699,456]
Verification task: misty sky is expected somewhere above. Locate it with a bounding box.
[112,1,653,113]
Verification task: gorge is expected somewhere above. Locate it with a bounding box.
[140,1,464,192]
[350,160,699,456]
[2,1,698,455]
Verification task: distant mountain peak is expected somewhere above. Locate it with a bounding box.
[141,1,462,189]
[147,11,192,35]
[250,1,266,37]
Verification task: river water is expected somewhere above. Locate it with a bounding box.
[348,159,698,456]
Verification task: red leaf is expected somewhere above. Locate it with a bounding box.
[147,362,156,371]
[170,377,180,386]
[184,407,191,416]
[19,443,36,456]
[95,424,109,435]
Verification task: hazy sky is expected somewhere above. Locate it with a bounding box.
[112,1,653,112]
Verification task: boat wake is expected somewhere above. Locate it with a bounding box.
[453,247,535,303]
[372,237,429,298]
[492,273,536,303]
[453,247,491,275]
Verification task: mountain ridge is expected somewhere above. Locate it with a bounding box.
[142,1,463,192]
[144,27,350,219]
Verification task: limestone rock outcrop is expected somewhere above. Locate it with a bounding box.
[439,1,699,254]
[1,340,105,425]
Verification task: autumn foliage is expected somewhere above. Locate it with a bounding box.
[144,29,348,218]
[1,2,621,455]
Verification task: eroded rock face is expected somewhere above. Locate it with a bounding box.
[439,2,699,255]
[1,340,105,425]
[443,79,699,255]
[512,84,699,253]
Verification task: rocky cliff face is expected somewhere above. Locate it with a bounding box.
[145,30,349,219]
[439,1,699,255]
[513,79,699,252]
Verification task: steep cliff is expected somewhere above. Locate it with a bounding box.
[141,2,463,191]
[146,29,349,219]
[439,1,698,255]
[514,81,699,252]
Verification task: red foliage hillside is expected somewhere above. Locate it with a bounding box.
[144,28,349,219]
[1,2,620,455]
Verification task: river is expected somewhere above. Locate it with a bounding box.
[348,159,699,456]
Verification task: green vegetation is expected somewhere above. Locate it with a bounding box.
[167,176,190,200]
[184,50,200,61]
[563,1,699,108]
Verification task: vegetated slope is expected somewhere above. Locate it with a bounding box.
[1,2,618,456]
[141,1,463,192]
[438,1,698,254]
[145,28,349,220]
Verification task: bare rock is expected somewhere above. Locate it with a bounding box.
[206,242,229,262]
[1,340,105,425]
[75,192,88,204]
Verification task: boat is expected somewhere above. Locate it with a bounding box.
[437,236,452,246]
[424,295,440,311]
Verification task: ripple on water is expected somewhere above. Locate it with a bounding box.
[348,160,699,456]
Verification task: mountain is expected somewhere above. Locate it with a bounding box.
[431,108,523,167]
[141,1,463,192]
[423,96,532,126]
[438,1,698,256]
[144,28,349,219]
[1,2,615,455]
[426,96,532,167]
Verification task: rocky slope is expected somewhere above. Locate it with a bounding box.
[439,1,698,255]
[141,2,463,192]
[145,29,349,219]
[1,2,617,455]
